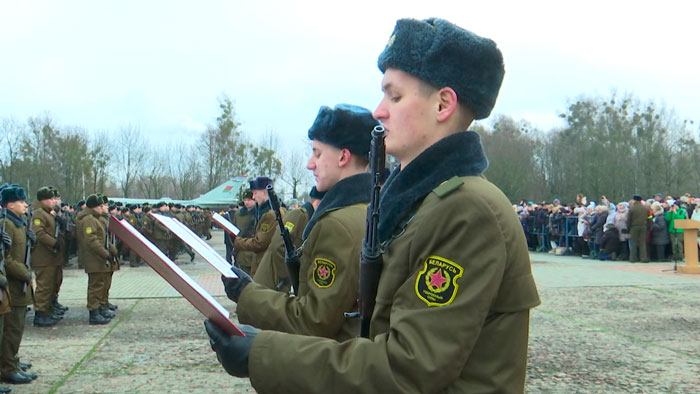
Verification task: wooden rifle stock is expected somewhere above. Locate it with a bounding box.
[359,125,386,338]
[22,209,33,294]
[266,185,300,292]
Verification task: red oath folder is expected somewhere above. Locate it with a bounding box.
[108,215,243,336]
[211,212,240,237]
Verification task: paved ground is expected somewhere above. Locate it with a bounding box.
[5,230,700,393]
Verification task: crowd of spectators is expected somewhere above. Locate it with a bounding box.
[515,192,698,263]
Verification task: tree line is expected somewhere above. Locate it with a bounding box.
[2,92,697,205]
[0,96,312,203]
[478,93,699,204]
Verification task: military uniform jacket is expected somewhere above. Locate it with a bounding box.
[247,132,541,394]
[77,209,112,274]
[1,212,32,307]
[151,211,171,240]
[29,201,62,267]
[123,211,140,232]
[253,207,310,290]
[98,214,119,272]
[239,174,370,341]
[233,204,277,267]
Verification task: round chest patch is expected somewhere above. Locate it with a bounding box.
[415,255,464,307]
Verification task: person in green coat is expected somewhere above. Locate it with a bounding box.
[223,105,377,342]
[665,200,687,262]
[0,185,37,385]
[205,18,540,393]
[76,194,117,325]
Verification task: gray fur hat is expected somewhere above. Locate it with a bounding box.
[307,104,379,160]
[1,185,27,205]
[378,18,505,119]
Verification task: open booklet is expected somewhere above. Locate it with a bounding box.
[211,212,240,237]
[151,213,236,277]
[108,215,243,336]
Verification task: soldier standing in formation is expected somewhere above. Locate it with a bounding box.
[206,18,540,393]
[30,186,67,327]
[222,104,377,342]
[253,186,324,293]
[231,178,277,276]
[229,191,255,268]
[0,185,37,385]
[77,194,118,325]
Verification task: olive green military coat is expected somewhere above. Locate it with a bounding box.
[233,208,277,274]
[253,207,309,291]
[1,216,31,307]
[77,209,111,274]
[238,203,364,341]
[29,201,62,267]
[246,132,540,394]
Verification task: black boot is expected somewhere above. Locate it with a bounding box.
[33,311,59,327]
[19,361,31,371]
[1,371,31,384]
[18,370,36,380]
[53,299,69,312]
[99,306,116,319]
[89,309,111,325]
[107,302,118,311]
[0,385,10,393]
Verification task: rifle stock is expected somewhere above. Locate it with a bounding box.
[266,185,301,293]
[359,125,386,338]
[22,209,33,294]
[0,209,6,301]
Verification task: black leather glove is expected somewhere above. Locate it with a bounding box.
[204,320,258,378]
[0,275,7,290]
[26,228,37,246]
[222,265,252,303]
[106,254,116,263]
[1,230,11,250]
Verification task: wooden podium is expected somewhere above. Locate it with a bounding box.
[673,219,700,274]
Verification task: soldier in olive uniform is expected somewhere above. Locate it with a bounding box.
[222,104,377,342]
[140,206,154,242]
[150,202,173,258]
[231,178,277,276]
[77,194,117,325]
[0,203,12,394]
[206,18,540,393]
[30,187,66,327]
[172,204,195,261]
[0,185,37,385]
[99,197,119,313]
[229,192,255,269]
[253,186,323,293]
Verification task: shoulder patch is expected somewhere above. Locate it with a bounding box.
[312,258,336,288]
[33,218,41,226]
[85,226,93,234]
[415,255,464,307]
[432,176,464,198]
[260,223,270,233]
[284,221,295,233]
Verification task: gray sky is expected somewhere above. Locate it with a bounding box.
[1,0,698,154]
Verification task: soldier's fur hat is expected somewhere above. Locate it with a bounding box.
[1,185,27,205]
[378,18,504,119]
[77,199,86,207]
[37,186,55,201]
[86,194,101,208]
[249,176,273,191]
[241,188,253,200]
[308,104,378,160]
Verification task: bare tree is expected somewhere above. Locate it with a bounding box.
[169,142,201,199]
[0,117,25,183]
[89,131,112,196]
[137,145,170,199]
[113,124,147,198]
[281,148,312,199]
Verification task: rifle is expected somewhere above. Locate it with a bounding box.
[105,215,111,266]
[23,209,33,294]
[0,209,6,301]
[358,125,386,338]
[53,213,63,253]
[266,184,301,293]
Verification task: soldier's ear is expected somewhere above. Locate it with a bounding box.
[338,148,352,167]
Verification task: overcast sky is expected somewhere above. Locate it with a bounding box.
[1,1,698,154]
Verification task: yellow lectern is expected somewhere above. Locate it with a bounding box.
[673,219,700,274]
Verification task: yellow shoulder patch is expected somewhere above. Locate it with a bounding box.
[33,218,41,226]
[312,258,336,288]
[415,255,464,307]
[284,221,295,233]
[261,223,270,233]
[85,226,93,234]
